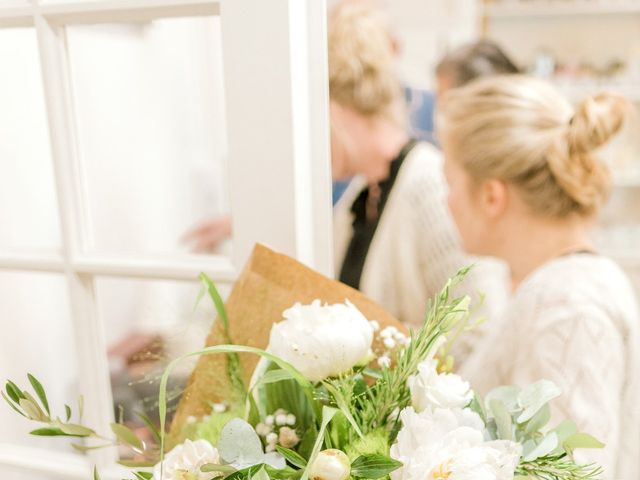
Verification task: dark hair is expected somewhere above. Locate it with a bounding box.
[436,40,520,88]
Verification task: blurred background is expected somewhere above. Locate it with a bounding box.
[1,0,639,478]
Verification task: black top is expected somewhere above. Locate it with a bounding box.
[339,139,418,289]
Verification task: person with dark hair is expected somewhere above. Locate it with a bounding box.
[434,40,520,98]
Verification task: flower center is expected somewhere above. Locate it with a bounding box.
[430,461,452,480]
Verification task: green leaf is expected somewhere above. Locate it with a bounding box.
[111,423,143,451]
[57,422,95,437]
[2,391,26,417]
[485,385,521,413]
[30,427,85,437]
[78,395,85,421]
[563,433,605,450]
[351,455,403,479]
[524,403,550,435]
[523,432,559,461]
[19,398,45,421]
[551,419,578,454]
[199,272,229,331]
[276,446,307,468]
[218,418,264,467]
[468,393,487,425]
[64,404,72,422]
[5,381,25,403]
[134,410,161,444]
[257,369,295,387]
[117,460,156,468]
[27,374,50,416]
[489,399,513,441]
[201,463,237,474]
[517,380,561,423]
[71,443,114,452]
[301,406,338,480]
[323,382,364,439]
[250,466,270,480]
[132,472,153,480]
[93,466,101,480]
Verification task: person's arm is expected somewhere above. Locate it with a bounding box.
[511,301,624,477]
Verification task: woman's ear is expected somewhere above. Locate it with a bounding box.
[480,178,509,219]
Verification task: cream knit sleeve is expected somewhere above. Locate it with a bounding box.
[510,299,625,477]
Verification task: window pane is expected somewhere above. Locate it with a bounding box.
[67,17,231,258]
[97,276,228,458]
[0,272,79,456]
[0,29,61,253]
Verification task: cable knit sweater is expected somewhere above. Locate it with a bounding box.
[459,254,640,479]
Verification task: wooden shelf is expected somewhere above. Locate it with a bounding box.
[485,1,640,18]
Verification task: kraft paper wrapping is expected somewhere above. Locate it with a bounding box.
[169,243,405,438]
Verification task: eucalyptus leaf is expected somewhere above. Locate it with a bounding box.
[485,385,521,414]
[27,373,50,416]
[551,419,578,454]
[111,423,144,451]
[276,446,307,468]
[218,418,264,468]
[524,403,551,435]
[563,433,605,450]
[263,452,287,470]
[489,399,513,441]
[523,432,559,461]
[350,454,402,479]
[517,380,561,423]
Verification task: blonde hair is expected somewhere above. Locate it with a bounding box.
[328,1,403,122]
[437,75,632,217]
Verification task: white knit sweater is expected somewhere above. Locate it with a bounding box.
[333,141,508,329]
[459,254,640,479]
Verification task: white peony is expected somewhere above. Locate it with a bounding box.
[153,439,220,480]
[408,358,473,412]
[267,300,374,382]
[390,407,521,480]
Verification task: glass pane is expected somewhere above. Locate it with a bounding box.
[0,29,61,253]
[97,276,228,458]
[67,17,231,258]
[0,272,79,456]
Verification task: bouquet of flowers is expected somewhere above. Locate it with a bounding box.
[3,246,604,480]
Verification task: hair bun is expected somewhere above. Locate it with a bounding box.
[568,92,631,154]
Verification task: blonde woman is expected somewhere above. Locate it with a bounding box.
[437,75,639,477]
[329,2,507,328]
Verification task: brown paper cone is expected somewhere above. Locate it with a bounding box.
[169,243,405,439]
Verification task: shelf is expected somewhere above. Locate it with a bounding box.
[552,82,640,103]
[485,1,640,18]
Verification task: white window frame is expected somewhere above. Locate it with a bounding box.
[0,0,332,477]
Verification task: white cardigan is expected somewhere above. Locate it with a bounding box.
[333,142,508,330]
[459,254,640,479]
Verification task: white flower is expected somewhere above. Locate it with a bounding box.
[268,300,374,382]
[390,407,521,480]
[308,449,351,480]
[408,358,473,412]
[153,439,220,480]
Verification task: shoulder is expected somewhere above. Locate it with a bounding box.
[392,142,447,206]
[512,255,638,334]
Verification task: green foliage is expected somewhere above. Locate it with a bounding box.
[350,455,402,479]
[196,409,244,447]
[516,454,603,480]
[344,429,390,461]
